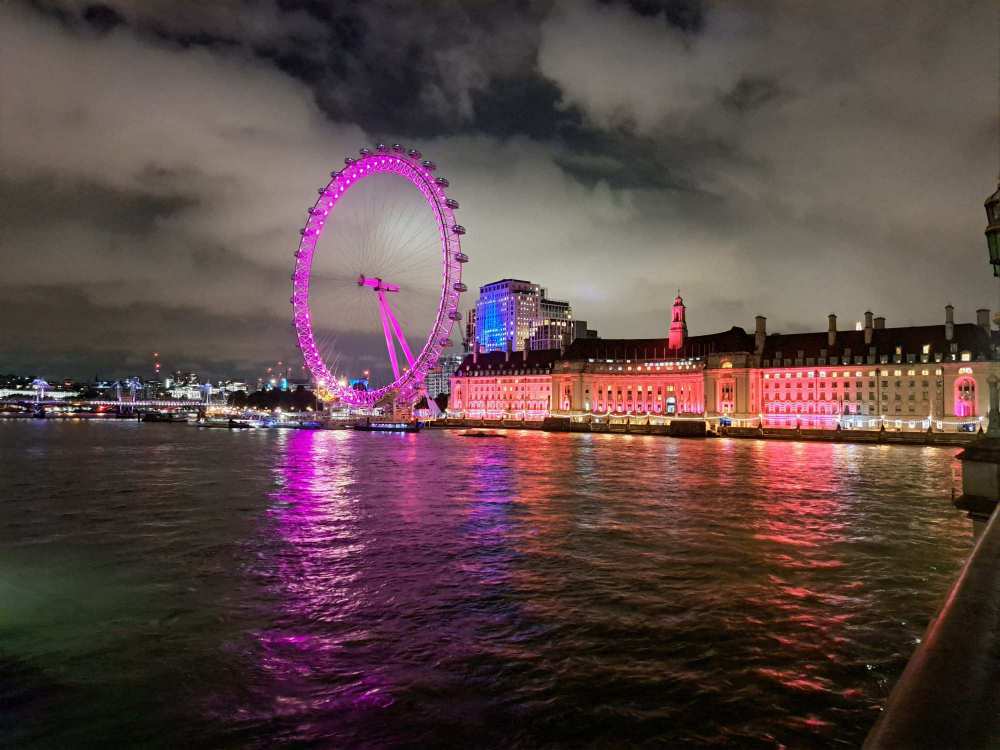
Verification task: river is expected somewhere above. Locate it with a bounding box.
[0,421,972,748]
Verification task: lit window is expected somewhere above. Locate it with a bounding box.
[921,369,929,376]
[907,370,915,376]
[894,370,902,376]
[961,352,972,362]
[922,344,930,355]
[958,367,973,374]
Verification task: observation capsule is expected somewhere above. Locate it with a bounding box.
[376,143,387,151]
[451,225,466,235]
[391,143,403,152]
[435,177,449,187]
[453,282,467,292]
[445,198,460,209]
[455,252,469,263]
[407,149,422,159]
[359,147,372,156]
[344,156,356,165]
[448,310,462,321]
[422,160,437,171]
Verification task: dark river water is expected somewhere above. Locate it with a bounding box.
[0,421,972,748]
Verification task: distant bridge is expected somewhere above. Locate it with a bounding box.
[0,399,212,409]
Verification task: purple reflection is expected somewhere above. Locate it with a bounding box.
[249,429,396,732]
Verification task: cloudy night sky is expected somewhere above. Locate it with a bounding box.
[1,0,996,382]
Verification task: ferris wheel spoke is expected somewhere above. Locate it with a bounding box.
[376,294,402,381]
[382,296,415,369]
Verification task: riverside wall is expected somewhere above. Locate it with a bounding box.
[427,418,980,446]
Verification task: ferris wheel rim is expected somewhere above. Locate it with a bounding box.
[290,145,464,408]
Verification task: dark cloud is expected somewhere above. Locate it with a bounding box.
[1,0,995,384]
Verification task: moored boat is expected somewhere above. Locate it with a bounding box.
[353,420,421,433]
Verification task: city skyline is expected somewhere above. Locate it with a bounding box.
[1,1,996,382]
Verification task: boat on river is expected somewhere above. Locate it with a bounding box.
[459,429,505,438]
[353,420,421,433]
[195,417,256,429]
[141,411,190,423]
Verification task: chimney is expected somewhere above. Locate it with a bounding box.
[505,337,512,362]
[874,316,886,330]
[864,310,874,345]
[827,313,837,347]
[473,341,479,365]
[754,315,766,355]
[976,308,990,334]
[945,304,954,341]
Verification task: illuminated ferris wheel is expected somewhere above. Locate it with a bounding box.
[291,144,467,407]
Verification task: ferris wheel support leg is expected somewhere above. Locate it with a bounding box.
[377,294,401,380]
[383,297,415,369]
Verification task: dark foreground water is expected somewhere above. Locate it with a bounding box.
[0,421,972,749]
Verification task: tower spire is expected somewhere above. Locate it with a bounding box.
[669,292,687,350]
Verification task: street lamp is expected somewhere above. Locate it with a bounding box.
[986,182,1000,276]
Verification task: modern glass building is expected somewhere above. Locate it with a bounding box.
[475,279,543,353]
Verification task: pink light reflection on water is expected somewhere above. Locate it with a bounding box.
[252,429,396,723]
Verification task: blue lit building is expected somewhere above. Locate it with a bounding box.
[475,279,544,353]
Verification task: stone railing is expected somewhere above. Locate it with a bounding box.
[863,506,1000,748]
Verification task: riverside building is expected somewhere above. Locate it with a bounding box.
[449,295,997,430]
[472,278,594,353]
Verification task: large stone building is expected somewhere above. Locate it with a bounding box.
[450,296,996,430]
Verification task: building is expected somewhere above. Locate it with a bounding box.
[529,319,598,351]
[424,354,464,397]
[448,347,561,420]
[473,277,592,353]
[464,308,477,353]
[475,279,543,353]
[451,295,997,431]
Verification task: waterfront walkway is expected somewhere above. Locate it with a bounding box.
[429,418,980,447]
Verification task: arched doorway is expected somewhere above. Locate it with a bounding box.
[955,377,976,417]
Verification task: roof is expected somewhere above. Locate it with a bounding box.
[562,327,754,360]
[760,323,991,360]
[457,348,563,374]
[455,321,995,375]
[553,322,993,363]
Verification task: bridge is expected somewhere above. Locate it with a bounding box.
[1,398,213,409]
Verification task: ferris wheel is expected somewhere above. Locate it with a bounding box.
[291,144,468,408]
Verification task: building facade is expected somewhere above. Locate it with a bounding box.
[451,297,998,431]
[424,354,464,397]
[474,279,542,353]
[473,278,584,353]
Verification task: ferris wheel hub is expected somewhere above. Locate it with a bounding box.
[357,274,399,293]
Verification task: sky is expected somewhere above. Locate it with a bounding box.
[1,0,997,382]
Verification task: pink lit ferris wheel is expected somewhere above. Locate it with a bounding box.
[291,144,467,408]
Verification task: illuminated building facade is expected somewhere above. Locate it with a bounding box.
[451,297,998,430]
[473,278,579,353]
[448,347,559,419]
[475,279,542,353]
